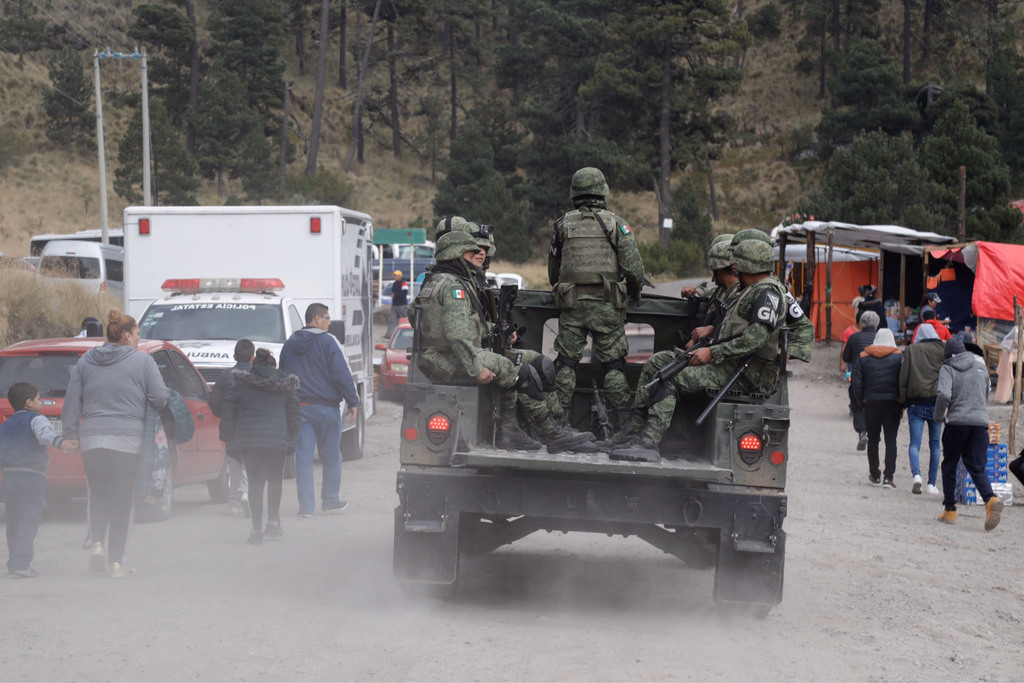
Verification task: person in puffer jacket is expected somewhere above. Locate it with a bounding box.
[220,348,301,544]
[851,328,903,488]
[934,338,1003,531]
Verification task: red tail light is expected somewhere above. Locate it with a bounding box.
[738,432,763,465]
[770,450,786,465]
[139,218,150,235]
[404,427,419,442]
[426,413,452,444]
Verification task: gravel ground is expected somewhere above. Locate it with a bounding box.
[1,337,1022,681]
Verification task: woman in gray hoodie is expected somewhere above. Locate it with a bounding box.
[63,310,169,577]
[933,338,1003,531]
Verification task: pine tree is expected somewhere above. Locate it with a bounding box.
[0,0,47,69]
[128,3,198,134]
[114,101,199,206]
[42,48,94,153]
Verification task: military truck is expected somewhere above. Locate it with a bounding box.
[393,289,789,614]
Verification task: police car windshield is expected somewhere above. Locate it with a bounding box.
[139,302,285,343]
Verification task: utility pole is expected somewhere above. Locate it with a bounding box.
[93,47,151,245]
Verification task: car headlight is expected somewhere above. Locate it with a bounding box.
[393,363,408,374]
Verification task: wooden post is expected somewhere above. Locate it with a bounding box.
[805,231,816,334]
[826,227,834,344]
[899,253,907,339]
[778,234,787,282]
[1011,297,1023,457]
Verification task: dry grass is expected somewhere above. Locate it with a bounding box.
[0,269,122,348]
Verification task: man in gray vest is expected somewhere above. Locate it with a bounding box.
[548,167,645,421]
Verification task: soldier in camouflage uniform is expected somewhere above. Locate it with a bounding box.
[729,229,815,363]
[599,240,742,458]
[414,231,593,453]
[611,240,789,462]
[549,167,645,419]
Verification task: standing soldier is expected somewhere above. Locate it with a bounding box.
[549,167,645,421]
[415,232,594,453]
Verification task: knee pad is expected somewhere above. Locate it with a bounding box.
[600,356,627,374]
[531,355,557,391]
[555,353,579,373]
[516,364,546,401]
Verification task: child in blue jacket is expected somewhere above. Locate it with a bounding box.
[0,382,77,577]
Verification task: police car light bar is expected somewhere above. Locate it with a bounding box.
[161,278,285,294]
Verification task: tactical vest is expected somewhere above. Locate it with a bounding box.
[416,272,486,350]
[718,278,787,363]
[557,209,620,284]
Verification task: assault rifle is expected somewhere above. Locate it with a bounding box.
[487,284,526,353]
[591,380,613,441]
[643,337,713,403]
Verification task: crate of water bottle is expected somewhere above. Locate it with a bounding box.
[991,482,1014,506]
[987,443,1008,460]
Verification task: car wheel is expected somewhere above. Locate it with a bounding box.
[207,456,230,503]
[341,404,364,461]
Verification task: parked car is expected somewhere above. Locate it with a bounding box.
[374,318,413,399]
[38,240,124,300]
[0,338,227,520]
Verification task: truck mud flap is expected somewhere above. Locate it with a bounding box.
[714,528,785,610]
[393,478,459,585]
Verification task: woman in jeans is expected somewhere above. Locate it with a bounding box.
[851,328,904,488]
[219,348,300,544]
[63,310,169,577]
[898,323,945,494]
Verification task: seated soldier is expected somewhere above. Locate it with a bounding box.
[413,231,593,453]
[610,240,788,463]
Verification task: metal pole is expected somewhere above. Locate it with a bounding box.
[141,49,152,206]
[826,227,834,343]
[93,51,110,243]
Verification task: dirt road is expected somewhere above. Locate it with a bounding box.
[2,341,1022,681]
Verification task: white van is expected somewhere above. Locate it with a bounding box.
[39,240,124,300]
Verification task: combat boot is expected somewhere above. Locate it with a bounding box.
[495,390,542,451]
[609,430,661,463]
[540,417,595,454]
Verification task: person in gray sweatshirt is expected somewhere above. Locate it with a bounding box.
[63,310,169,577]
[898,322,945,494]
[933,338,1003,530]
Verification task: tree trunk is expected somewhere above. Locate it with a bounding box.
[832,0,841,53]
[448,21,458,141]
[388,20,400,158]
[343,0,382,172]
[922,0,933,62]
[658,38,672,250]
[707,157,719,222]
[293,0,307,76]
[902,0,912,85]
[818,12,827,99]
[307,0,331,175]
[338,0,347,89]
[183,0,199,155]
[280,82,291,192]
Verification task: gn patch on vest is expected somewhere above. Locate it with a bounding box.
[452,288,466,300]
[619,223,631,235]
[750,289,782,328]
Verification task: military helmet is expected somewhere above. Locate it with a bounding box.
[436,216,496,254]
[570,167,609,201]
[710,234,733,248]
[706,241,734,271]
[732,240,775,274]
[435,231,480,262]
[730,228,771,247]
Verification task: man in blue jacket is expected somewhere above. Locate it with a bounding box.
[280,303,360,517]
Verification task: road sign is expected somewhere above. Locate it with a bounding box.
[374,228,427,245]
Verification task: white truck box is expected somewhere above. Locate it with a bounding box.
[122,205,375,459]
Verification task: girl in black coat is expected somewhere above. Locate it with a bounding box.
[220,349,301,544]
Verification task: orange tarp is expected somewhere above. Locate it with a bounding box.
[809,260,878,341]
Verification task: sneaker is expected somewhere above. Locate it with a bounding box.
[857,432,868,451]
[912,474,922,494]
[10,567,39,578]
[925,484,941,495]
[264,521,283,537]
[109,562,134,578]
[322,500,349,513]
[246,530,264,545]
[984,496,1004,531]
[868,473,881,486]
[937,509,957,524]
[297,512,313,519]
[882,477,894,489]
[89,542,105,573]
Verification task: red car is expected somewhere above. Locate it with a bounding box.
[375,318,413,399]
[0,338,227,520]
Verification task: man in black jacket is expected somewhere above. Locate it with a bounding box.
[209,339,255,515]
[851,328,904,488]
[842,310,880,450]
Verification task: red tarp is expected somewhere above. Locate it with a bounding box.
[933,241,1024,322]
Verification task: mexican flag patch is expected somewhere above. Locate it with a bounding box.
[619,223,631,235]
[452,288,466,300]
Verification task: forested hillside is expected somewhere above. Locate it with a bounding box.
[1,0,1023,275]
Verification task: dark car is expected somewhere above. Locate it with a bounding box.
[0,338,228,520]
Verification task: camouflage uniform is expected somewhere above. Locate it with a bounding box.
[622,241,787,449]
[548,168,645,410]
[417,232,591,451]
